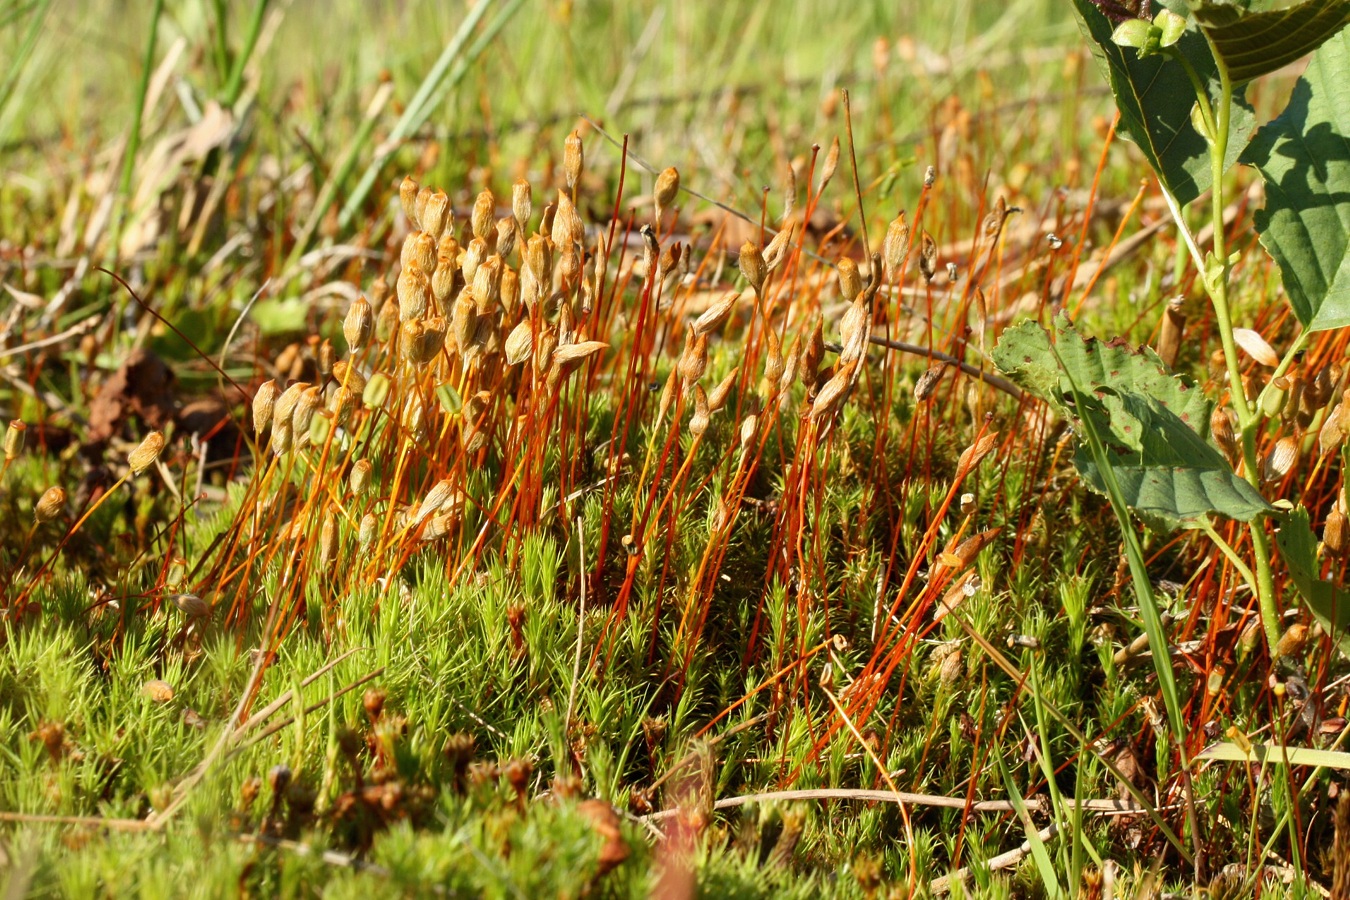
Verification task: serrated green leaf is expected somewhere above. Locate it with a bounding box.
[1072,0,1256,205]
[1191,0,1350,85]
[1241,29,1350,332]
[992,317,1272,526]
[1274,505,1350,657]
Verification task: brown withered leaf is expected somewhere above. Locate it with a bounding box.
[957,431,999,478]
[577,799,630,876]
[88,348,177,443]
[933,528,1001,576]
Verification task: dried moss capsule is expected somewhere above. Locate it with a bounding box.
[358,512,377,548]
[1276,622,1309,659]
[170,592,211,618]
[762,325,784,388]
[708,367,738,413]
[462,237,487,286]
[764,222,794,271]
[1155,297,1186,370]
[252,380,278,434]
[1262,436,1298,483]
[653,167,680,223]
[431,258,456,305]
[344,295,373,352]
[328,386,358,427]
[688,385,710,437]
[473,256,503,312]
[34,486,66,524]
[1210,405,1237,461]
[552,191,583,251]
[677,327,708,386]
[919,230,937,282]
[500,268,521,317]
[410,231,437,277]
[270,421,293,456]
[397,265,430,322]
[512,178,532,229]
[422,190,451,240]
[376,296,399,344]
[291,387,323,445]
[693,290,741,337]
[318,339,336,379]
[349,458,373,495]
[836,258,862,303]
[800,319,825,387]
[817,136,841,194]
[415,478,458,525]
[451,289,478,355]
[739,240,766,295]
[331,361,366,395]
[882,212,909,281]
[4,419,25,461]
[471,190,495,242]
[492,218,515,261]
[564,130,584,193]
[1325,505,1347,557]
[504,320,533,366]
[271,383,306,434]
[526,233,552,286]
[318,512,338,565]
[128,431,166,474]
[402,393,427,440]
[399,176,420,224]
[400,230,420,272]
[738,414,757,452]
[414,187,432,229]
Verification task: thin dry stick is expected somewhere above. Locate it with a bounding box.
[638,788,1146,822]
[231,646,369,739]
[0,313,101,360]
[229,668,386,754]
[848,335,1024,400]
[0,811,148,832]
[928,824,1059,895]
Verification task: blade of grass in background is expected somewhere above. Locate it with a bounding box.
[107,0,165,268]
[0,0,52,143]
[332,0,523,234]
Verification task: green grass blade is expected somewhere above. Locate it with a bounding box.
[336,0,523,233]
[996,751,1063,899]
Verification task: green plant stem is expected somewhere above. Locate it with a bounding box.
[1170,51,1282,657]
[221,0,270,109]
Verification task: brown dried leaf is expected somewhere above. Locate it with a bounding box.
[88,349,177,444]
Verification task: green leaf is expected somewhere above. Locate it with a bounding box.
[1273,506,1350,656]
[992,317,1272,526]
[1072,0,1256,205]
[1199,741,1350,768]
[1241,29,1350,332]
[1113,18,1155,50]
[250,298,309,337]
[1191,0,1350,85]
